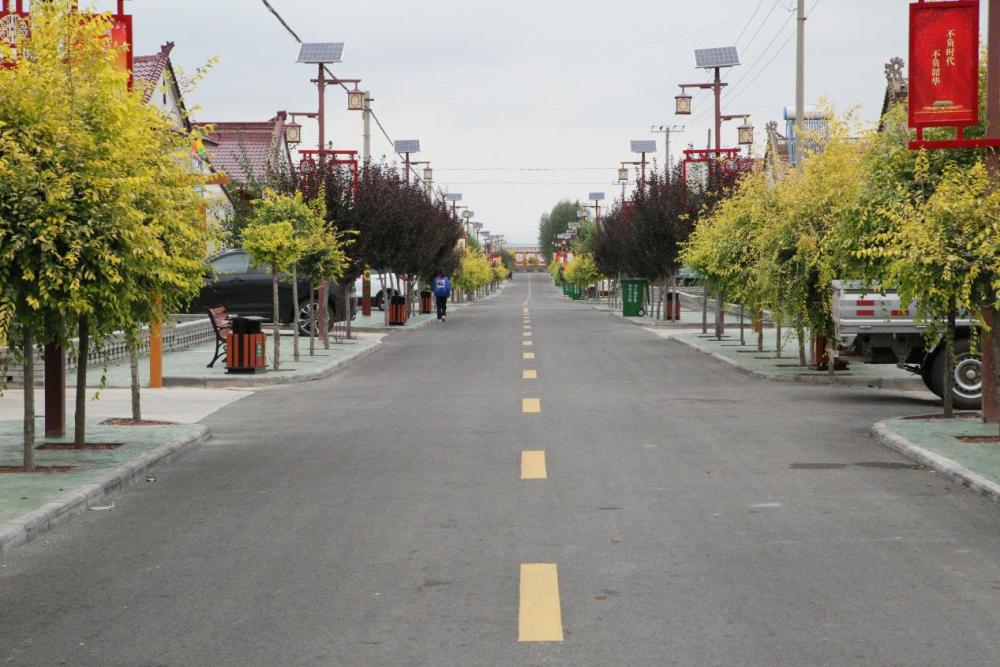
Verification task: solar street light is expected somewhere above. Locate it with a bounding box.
[297,43,345,64]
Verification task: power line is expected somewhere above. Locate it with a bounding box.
[260,0,432,189]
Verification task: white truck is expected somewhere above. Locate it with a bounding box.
[832,281,981,409]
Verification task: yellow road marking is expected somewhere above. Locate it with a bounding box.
[518,564,564,642]
[523,352,535,360]
[523,326,531,330]
[523,332,531,338]
[523,369,537,379]
[522,398,541,413]
[523,341,533,347]
[521,451,547,479]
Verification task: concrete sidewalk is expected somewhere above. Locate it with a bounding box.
[873,415,1000,502]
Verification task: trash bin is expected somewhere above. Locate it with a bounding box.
[664,291,681,319]
[420,290,433,314]
[388,295,408,325]
[226,316,266,373]
[569,284,582,300]
[621,278,648,317]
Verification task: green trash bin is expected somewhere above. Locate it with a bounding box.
[622,278,648,317]
[569,284,582,300]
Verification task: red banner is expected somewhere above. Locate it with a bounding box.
[909,0,980,129]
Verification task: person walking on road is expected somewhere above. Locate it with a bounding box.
[433,270,451,321]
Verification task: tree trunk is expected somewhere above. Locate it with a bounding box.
[757,309,764,353]
[739,305,746,346]
[129,337,141,420]
[291,265,300,362]
[797,323,807,367]
[74,316,88,449]
[775,323,783,358]
[309,286,316,356]
[715,290,725,339]
[991,303,1000,433]
[272,266,281,370]
[343,283,352,340]
[701,283,708,334]
[944,308,956,418]
[22,322,35,472]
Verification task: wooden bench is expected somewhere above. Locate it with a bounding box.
[206,306,232,368]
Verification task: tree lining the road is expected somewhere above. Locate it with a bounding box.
[683,83,1000,422]
[0,1,218,466]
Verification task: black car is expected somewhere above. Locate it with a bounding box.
[187,249,356,335]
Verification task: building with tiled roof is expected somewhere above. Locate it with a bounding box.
[132,42,234,222]
[200,112,294,186]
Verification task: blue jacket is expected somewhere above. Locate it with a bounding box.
[432,275,451,297]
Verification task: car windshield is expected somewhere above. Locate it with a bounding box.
[211,252,249,275]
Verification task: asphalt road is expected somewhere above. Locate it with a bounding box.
[4,275,1000,666]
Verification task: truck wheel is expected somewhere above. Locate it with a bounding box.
[930,337,982,410]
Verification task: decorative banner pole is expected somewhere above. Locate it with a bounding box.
[908,0,1000,422]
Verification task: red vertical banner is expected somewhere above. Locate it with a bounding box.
[909,0,980,129]
[110,14,133,90]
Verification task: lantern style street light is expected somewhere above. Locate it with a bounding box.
[285,120,302,145]
[675,93,693,115]
[738,120,755,146]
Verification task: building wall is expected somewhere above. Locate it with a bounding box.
[510,247,544,270]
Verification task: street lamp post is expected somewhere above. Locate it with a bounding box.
[297,42,345,348]
[676,46,745,340]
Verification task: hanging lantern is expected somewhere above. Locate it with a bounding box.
[675,93,693,115]
[347,90,365,111]
[423,166,433,182]
[285,121,302,145]
[738,121,754,146]
[618,167,629,182]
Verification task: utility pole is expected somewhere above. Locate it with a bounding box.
[650,125,685,177]
[795,0,806,164]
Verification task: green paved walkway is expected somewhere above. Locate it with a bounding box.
[881,416,1000,487]
[668,331,923,388]
[0,418,204,523]
[86,334,383,388]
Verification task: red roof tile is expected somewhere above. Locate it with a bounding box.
[200,113,290,185]
[133,42,174,104]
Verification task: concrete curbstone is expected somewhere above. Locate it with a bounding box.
[0,424,210,560]
[667,335,926,392]
[162,339,383,389]
[871,421,1000,503]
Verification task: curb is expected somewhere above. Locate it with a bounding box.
[351,317,436,334]
[871,420,1000,503]
[667,335,926,392]
[162,338,383,388]
[595,306,715,330]
[0,424,211,559]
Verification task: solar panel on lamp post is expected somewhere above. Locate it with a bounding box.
[677,46,740,155]
[630,140,656,190]
[393,140,420,184]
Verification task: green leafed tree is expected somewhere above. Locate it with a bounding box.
[0,1,217,464]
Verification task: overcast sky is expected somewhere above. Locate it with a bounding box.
[112,1,977,245]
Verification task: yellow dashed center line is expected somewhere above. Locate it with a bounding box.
[522,398,541,413]
[523,341,533,347]
[518,564,564,642]
[520,451,547,479]
[523,352,535,360]
[523,332,531,338]
[523,369,537,379]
